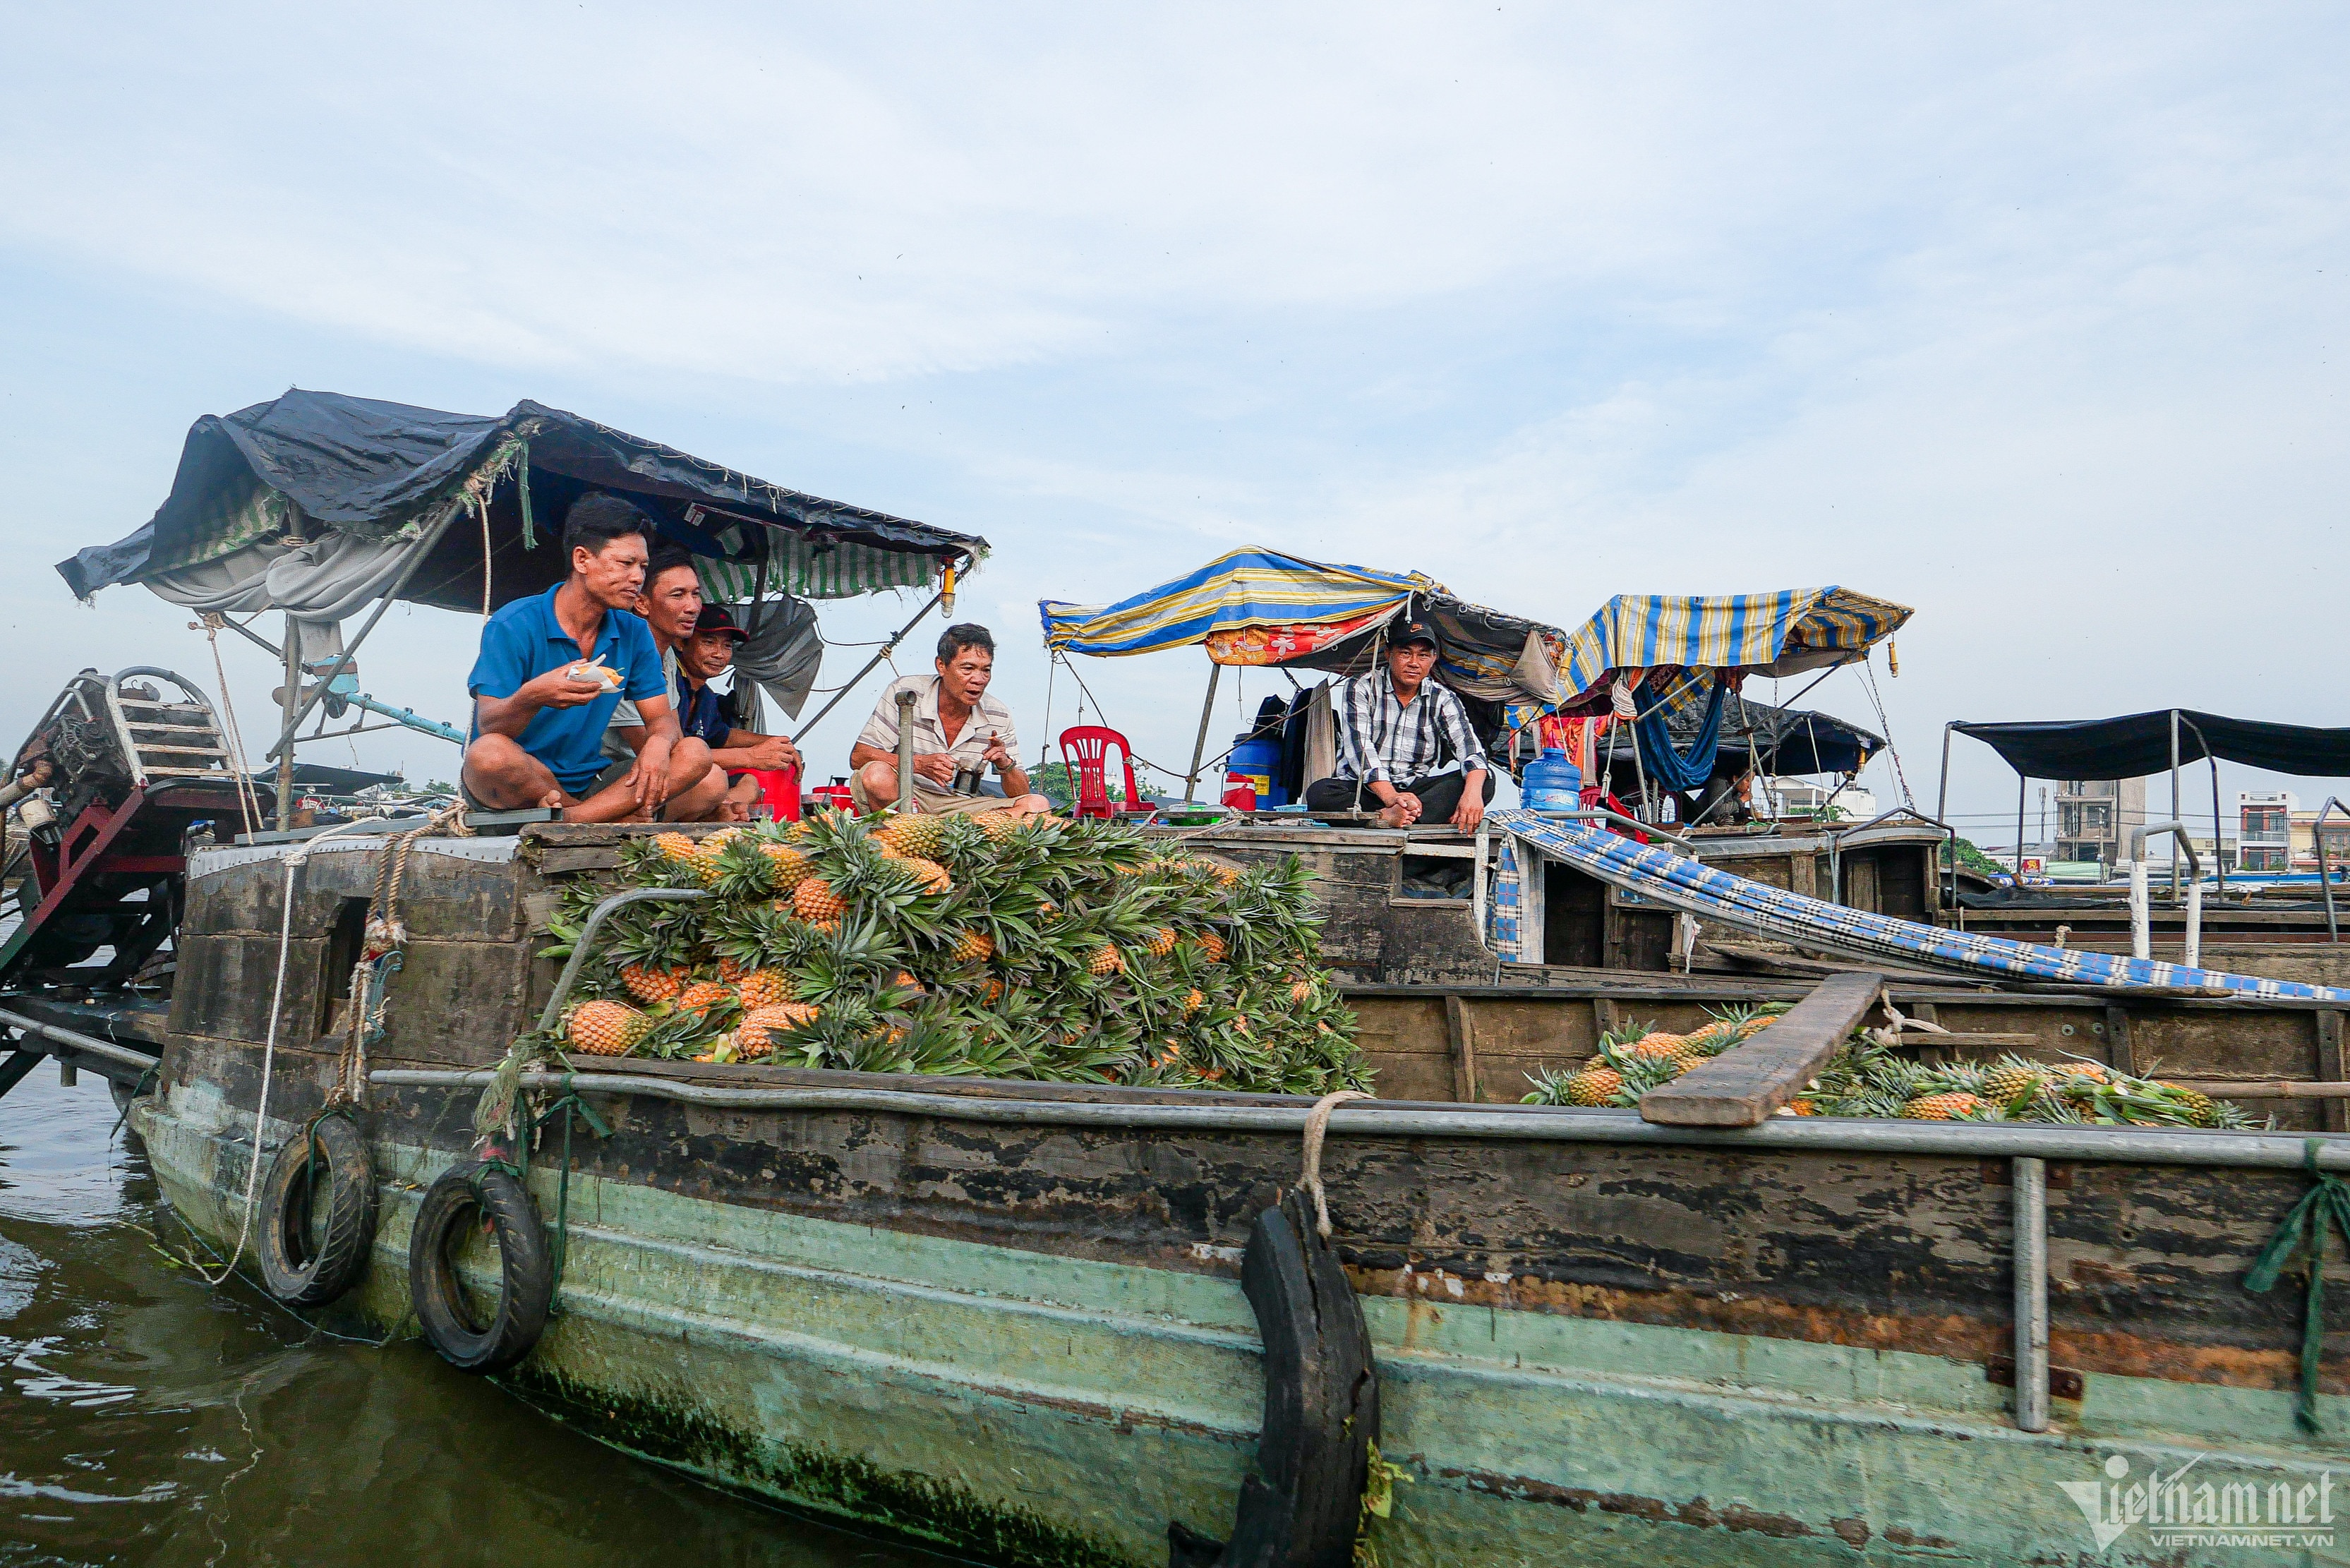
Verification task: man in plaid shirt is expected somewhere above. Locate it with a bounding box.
[1303,619,1494,830]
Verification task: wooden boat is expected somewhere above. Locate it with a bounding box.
[41,819,2342,1567]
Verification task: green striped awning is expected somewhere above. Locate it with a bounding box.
[694,535,948,603]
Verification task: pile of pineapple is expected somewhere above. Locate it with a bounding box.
[1795,1038,2258,1126]
[543,809,1368,1094]
[1520,1004,1790,1108]
[1524,1007,2258,1128]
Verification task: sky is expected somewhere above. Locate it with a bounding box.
[1,4,2342,845]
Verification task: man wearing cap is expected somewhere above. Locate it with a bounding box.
[1304,620,1493,831]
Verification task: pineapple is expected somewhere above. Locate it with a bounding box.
[878,812,946,858]
[794,876,848,924]
[737,968,794,1010]
[716,955,749,983]
[1143,927,1179,958]
[675,979,733,1015]
[1036,900,1059,922]
[982,978,1006,1006]
[620,963,685,1006]
[1565,1066,1624,1106]
[1194,930,1228,964]
[1982,1061,2047,1106]
[1902,1092,1984,1121]
[2159,1082,2219,1127]
[974,811,1020,841]
[759,841,814,891]
[565,1000,652,1057]
[735,1001,821,1054]
[691,828,742,881]
[900,857,954,896]
[951,928,995,964]
[1289,979,1314,1003]
[1087,944,1126,977]
[653,830,711,884]
[1183,988,1205,1015]
[1785,1098,1819,1116]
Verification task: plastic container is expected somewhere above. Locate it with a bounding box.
[740,764,800,822]
[1225,730,1286,808]
[1521,748,1583,814]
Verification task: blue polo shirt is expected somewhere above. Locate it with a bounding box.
[468,584,665,792]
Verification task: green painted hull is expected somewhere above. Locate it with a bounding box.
[136,1091,2349,1567]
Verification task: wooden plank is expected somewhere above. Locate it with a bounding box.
[2104,1005,2136,1076]
[1639,971,1886,1127]
[1443,996,1479,1104]
[1593,996,1619,1040]
[2319,1011,2346,1133]
[536,847,622,874]
[2169,1078,2350,1099]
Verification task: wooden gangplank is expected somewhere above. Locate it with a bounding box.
[1639,971,1886,1127]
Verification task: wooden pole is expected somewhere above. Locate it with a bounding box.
[273,507,305,831]
[1183,662,1223,804]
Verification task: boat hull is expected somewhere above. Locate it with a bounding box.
[137,1048,2350,1568]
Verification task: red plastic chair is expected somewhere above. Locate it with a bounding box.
[1059,725,1140,821]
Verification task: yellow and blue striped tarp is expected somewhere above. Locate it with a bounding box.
[1558,586,1911,713]
[1040,549,1437,657]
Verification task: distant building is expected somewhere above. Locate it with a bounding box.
[2237,791,2350,873]
[2054,778,2147,873]
[2239,791,2295,873]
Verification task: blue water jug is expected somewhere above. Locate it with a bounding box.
[1226,731,1287,808]
[1522,748,1581,813]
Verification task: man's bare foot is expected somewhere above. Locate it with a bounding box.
[536,788,566,811]
[1376,802,1416,828]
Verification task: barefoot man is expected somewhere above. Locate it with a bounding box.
[848,623,1053,818]
[1302,617,1493,831]
[460,493,717,821]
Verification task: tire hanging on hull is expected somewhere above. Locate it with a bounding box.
[256,1111,378,1308]
[408,1160,553,1373]
[1169,1188,1380,1568]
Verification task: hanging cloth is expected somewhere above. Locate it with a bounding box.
[1634,673,1728,792]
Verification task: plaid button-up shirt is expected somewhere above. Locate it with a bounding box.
[1333,669,1488,785]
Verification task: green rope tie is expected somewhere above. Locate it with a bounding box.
[529,1075,613,1304]
[2245,1138,2350,1434]
[107,1062,159,1140]
[515,439,536,550]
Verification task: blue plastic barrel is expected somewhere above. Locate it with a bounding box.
[1522,748,1582,813]
[1227,732,1287,808]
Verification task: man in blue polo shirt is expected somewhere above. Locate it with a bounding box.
[461,493,716,821]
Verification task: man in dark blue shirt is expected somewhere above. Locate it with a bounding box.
[461,493,716,821]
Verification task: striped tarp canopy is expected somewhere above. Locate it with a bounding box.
[1040,549,1435,658]
[1556,586,1911,716]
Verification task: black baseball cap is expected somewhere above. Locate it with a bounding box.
[692,603,752,642]
[1394,619,1438,649]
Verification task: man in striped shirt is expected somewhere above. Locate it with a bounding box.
[1303,620,1493,830]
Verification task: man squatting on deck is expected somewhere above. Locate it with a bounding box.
[462,493,797,822]
[1302,617,1493,831]
[848,623,1054,818]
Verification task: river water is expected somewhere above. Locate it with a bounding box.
[0,1068,948,1567]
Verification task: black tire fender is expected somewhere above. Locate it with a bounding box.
[256,1113,378,1307]
[407,1160,553,1373]
[1169,1189,1380,1568]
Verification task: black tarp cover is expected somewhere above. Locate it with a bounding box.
[1668,695,1882,776]
[1953,711,2350,779]
[57,389,987,601]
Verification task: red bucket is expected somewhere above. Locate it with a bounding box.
[740,765,801,822]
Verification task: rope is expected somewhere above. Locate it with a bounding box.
[335,803,473,1106]
[194,806,473,1286]
[1857,652,1913,809]
[1298,1088,1371,1239]
[199,616,263,839]
[2245,1138,2350,1434]
[529,1073,614,1301]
